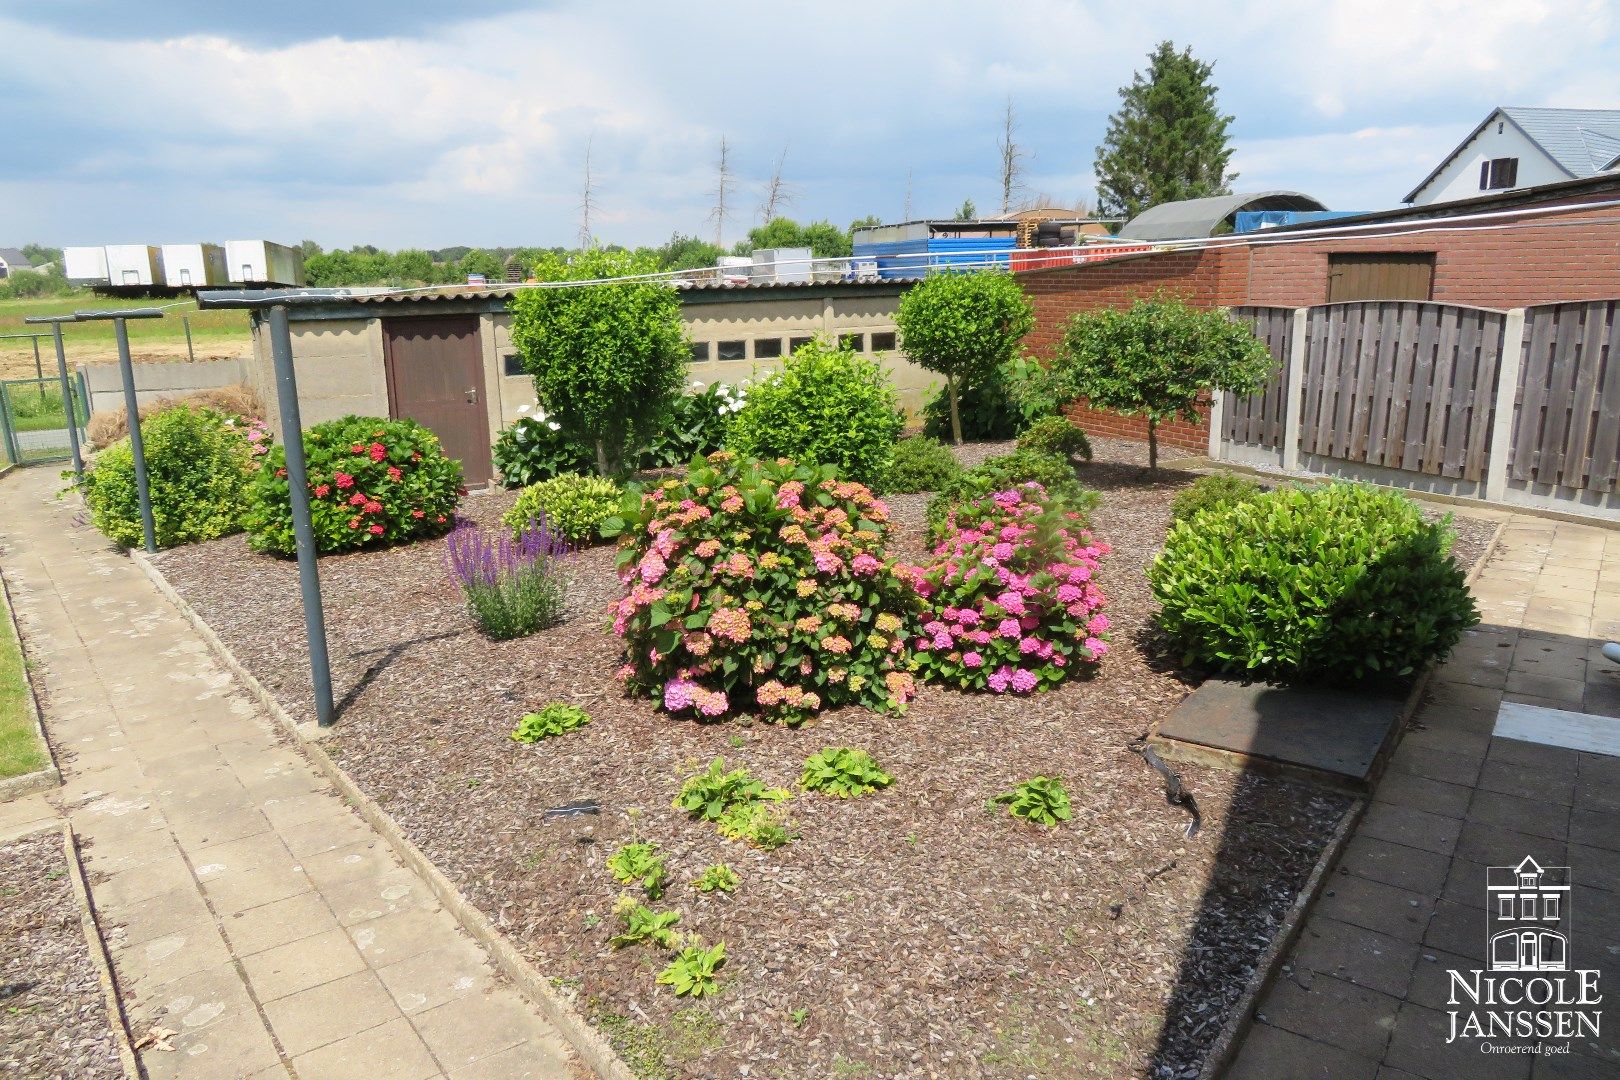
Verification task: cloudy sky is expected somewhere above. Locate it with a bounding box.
[4,0,1618,250]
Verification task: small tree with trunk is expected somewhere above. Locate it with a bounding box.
[508,250,688,477]
[1053,297,1274,472]
[895,270,1034,446]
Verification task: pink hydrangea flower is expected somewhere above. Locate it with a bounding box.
[997,618,1022,639]
[962,650,984,669]
[987,667,1012,693]
[1010,669,1038,693]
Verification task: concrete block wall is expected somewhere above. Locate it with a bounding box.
[80,356,251,415]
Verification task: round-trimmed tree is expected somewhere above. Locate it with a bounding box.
[508,250,689,476]
[895,270,1034,445]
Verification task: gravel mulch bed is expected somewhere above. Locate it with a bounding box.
[149,438,1496,1080]
[0,829,124,1079]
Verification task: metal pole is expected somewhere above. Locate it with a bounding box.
[31,336,44,401]
[0,382,19,467]
[184,316,196,363]
[267,306,336,727]
[114,320,157,553]
[51,324,84,482]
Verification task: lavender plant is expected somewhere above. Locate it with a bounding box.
[445,517,570,639]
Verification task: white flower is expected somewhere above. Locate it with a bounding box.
[547,421,561,431]
[518,403,530,414]
[691,380,706,390]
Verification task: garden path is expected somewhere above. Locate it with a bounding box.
[0,467,580,1080]
[1228,514,1620,1080]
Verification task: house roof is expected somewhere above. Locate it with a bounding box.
[1404,107,1620,203]
[1264,170,1620,234]
[1117,191,1328,241]
[0,248,34,270]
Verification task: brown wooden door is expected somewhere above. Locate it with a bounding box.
[383,316,492,486]
[1326,253,1435,303]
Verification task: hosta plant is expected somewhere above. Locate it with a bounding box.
[510,703,591,743]
[674,758,788,822]
[800,748,893,798]
[606,453,922,724]
[657,941,726,998]
[993,776,1073,826]
[912,485,1110,694]
[692,864,739,894]
[607,842,668,900]
[609,897,681,949]
[1149,482,1478,683]
[716,802,796,851]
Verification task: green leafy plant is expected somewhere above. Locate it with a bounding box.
[726,336,905,487]
[716,802,796,850]
[510,703,591,743]
[882,436,962,495]
[691,864,739,894]
[509,249,689,476]
[607,842,668,900]
[637,381,747,469]
[1149,482,1479,683]
[800,748,894,798]
[920,363,1026,443]
[609,896,681,949]
[503,472,623,544]
[895,270,1035,445]
[607,454,922,724]
[84,405,265,549]
[1169,473,1264,525]
[992,776,1073,826]
[925,449,1098,542]
[1051,296,1275,471]
[657,942,726,998]
[492,410,594,488]
[1017,416,1093,462]
[246,415,462,554]
[674,758,789,822]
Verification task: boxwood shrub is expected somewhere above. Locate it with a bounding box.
[1168,473,1264,525]
[1016,416,1093,462]
[246,415,463,555]
[882,436,962,494]
[1148,482,1479,684]
[84,405,264,549]
[503,473,623,544]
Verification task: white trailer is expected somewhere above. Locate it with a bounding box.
[161,243,229,288]
[749,247,812,285]
[225,240,305,286]
[105,245,165,287]
[64,246,110,285]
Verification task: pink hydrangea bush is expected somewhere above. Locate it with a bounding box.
[910,484,1110,694]
[608,453,922,724]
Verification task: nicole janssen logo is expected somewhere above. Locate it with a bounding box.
[1447,857,1603,1052]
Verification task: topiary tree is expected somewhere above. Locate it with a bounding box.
[508,250,689,477]
[896,271,1034,445]
[1052,296,1275,472]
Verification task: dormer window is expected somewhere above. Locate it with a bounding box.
[1481,157,1519,190]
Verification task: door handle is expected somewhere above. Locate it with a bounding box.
[465,387,478,404]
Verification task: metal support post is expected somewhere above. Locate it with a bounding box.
[50,323,84,481]
[114,320,157,552]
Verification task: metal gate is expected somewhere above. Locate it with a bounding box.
[0,373,90,467]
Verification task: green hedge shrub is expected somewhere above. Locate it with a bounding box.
[84,406,262,549]
[503,473,623,544]
[1017,416,1093,462]
[925,448,1097,541]
[726,337,904,487]
[883,436,962,494]
[920,365,1025,443]
[1169,473,1264,525]
[246,415,462,555]
[1149,483,1478,684]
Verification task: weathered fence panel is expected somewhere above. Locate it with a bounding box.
[1512,301,1619,493]
[1225,307,1293,450]
[1299,302,1504,482]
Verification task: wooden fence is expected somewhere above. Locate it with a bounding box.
[1219,298,1620,517]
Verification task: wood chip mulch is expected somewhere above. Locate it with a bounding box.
[149,439,1498,1079]
[0,829,124,1079]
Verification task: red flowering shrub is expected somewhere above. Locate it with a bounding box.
[606,453,922,724]
[911,484,1110,693]
[245,415,463,555]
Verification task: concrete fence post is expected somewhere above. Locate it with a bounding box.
[1485,308,1527,505]
[1206,391,1225,460]
[1281,307,1310,473]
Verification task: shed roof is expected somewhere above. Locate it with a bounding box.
[1117,192,1328,240]
[0,248,35,270]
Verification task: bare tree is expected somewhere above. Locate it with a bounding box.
[577,135,598,250]
[903,168,913,220]
[997,97,1028,215]
[759,144,796,223]
[708,137,734,249]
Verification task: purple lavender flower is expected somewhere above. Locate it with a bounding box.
[445,517,572,639]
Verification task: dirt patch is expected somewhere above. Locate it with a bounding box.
[148,439,1495,1079]
[0,829,124,1079]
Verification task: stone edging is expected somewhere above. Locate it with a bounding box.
[1192,517,1506,1078]
[129,552,636,1080]
[0,553,63,801]
[62,824,144,1080]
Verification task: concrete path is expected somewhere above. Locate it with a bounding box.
[0,467,579,1080]
[1230,515,1620,1079]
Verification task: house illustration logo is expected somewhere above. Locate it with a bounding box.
[1486,857,1569,972]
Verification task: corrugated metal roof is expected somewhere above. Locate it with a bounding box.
[1117,191,1328,240]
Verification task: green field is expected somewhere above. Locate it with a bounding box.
[0,593,46,780]
[0,295,252,374]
